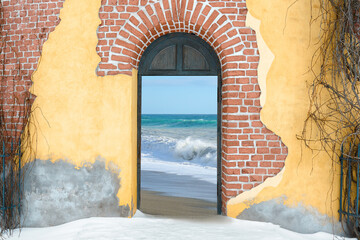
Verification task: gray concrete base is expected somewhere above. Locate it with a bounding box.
[237,197,347,236]
[21,159,130,227]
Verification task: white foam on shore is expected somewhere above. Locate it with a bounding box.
[141,154,217,185]
[141,154,217,202]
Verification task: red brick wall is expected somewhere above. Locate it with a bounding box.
[96,0,288,213]
[0,0,64,137]
[1,0,288,214]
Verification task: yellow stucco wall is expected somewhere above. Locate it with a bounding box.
[27,0,137,214]
[228,0,340,221]
[26,0,341,224]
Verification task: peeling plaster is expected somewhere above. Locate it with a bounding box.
[245,12,274,108]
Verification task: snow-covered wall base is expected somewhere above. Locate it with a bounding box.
[237,197,345,236]
[21,159,130,227]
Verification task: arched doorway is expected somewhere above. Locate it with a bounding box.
[137,32,222,214]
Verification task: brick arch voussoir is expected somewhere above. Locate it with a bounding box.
[108,0,247,81]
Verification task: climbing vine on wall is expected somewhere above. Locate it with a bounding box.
[0,23,27,240]
[302,0,360,237]
[0,3,38,237]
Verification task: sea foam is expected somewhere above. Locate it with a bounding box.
[142,133,217,167]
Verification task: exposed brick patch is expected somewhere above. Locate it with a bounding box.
[96,0,288,213]
[0,0,64,136]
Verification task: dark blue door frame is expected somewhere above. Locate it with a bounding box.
[137,32,222,215]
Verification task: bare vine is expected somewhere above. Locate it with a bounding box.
[0,1,42,237]
[302,0,360,237]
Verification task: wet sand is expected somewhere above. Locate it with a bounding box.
[140,190,217,218]
[141,170,217,202]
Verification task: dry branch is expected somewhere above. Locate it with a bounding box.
[302,0,360,237]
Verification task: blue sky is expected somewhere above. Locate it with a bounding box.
[142,76,217,114]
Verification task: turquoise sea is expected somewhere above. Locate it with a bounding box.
[141,114,217,167]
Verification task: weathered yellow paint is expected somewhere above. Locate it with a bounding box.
[245,12,274,108]
[27,0,137,213]
[228,0,340,220]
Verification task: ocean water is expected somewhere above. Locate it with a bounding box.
[141,114,217,168]
[141,114,218,201]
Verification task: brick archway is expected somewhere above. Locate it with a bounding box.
[96,0,287,214]
[97,1,245,76]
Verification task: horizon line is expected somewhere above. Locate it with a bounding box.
[141,113,217,115]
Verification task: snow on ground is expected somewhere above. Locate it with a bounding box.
[7,211,353,240]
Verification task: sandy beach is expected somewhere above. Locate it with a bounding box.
[140,190,217,217]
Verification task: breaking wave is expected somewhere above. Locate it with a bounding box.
[141,134,217,167]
